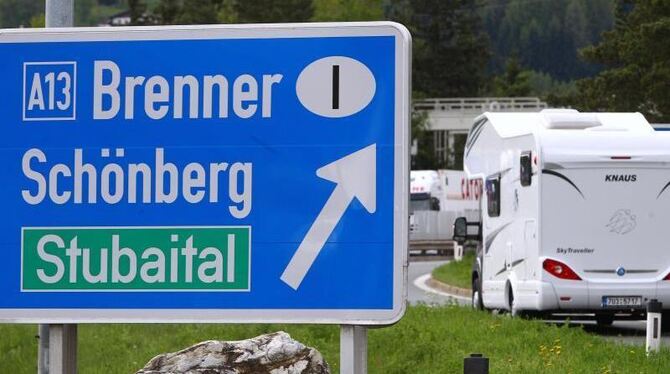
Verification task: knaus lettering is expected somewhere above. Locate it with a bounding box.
[605,174,637,182]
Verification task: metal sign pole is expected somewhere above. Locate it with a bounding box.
[48,325,77,374]
[40,2,75,374]
[340,325,367,374]
[45,0,73,27]
[38,324,50,374]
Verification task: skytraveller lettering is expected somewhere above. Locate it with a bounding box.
[92,60,283,120]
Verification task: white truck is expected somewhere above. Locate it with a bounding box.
[410,170,479,255]
[454,109,670,325]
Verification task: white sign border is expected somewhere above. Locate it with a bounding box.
[21,61,78,121]
[20,225,253,293]
[0,22,410,325]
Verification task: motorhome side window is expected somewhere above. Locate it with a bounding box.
[520,152,532,187]
[486,174,501,217]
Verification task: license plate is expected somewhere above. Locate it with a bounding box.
[602,296,643,307]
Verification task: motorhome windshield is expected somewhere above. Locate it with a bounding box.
[410,192,436,212]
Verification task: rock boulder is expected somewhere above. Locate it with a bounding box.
[136,331,330,374]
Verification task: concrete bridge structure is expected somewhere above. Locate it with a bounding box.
[414,97,548,168]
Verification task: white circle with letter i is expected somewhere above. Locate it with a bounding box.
[296,56,376,118]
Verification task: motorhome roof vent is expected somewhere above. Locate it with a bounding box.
[584,125,629,132]
[541,109,601,130]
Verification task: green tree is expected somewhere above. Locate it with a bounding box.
[411,96,438,170]
[155,0,180,24]
[85,0,127,26]
[524,70,575,102]
[75,0,96,25]
[481,0,615,81]
[312,0,383,22]
[493,56,531,97]
[129,0,152,25]
[154,0,313,25]
[29,13,45,28]
[154,0,231,25]
[175,0,220,24]
[574,1,670,122]
[234,0,313,23]
[388,0,490,97]
[217,0,236,23]
[0,0,43,28]
[386,0,490,169]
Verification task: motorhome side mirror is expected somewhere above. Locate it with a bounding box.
[453,217,467,244]
[431,197,440,211]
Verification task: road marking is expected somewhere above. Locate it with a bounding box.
[413,273,471,302]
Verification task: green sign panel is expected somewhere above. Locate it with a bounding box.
[22,226,250,291]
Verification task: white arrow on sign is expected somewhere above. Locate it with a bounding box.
[280,144,377,290]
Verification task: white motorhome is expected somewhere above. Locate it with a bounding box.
[410,170,442,214]
[454,109,670,324]
[410,169,480,215]
[410,170,479,242]
[409,170,448,246]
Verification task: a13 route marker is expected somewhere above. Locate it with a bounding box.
[0,23,410,324]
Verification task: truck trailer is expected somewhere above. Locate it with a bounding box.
[410,170,478,255]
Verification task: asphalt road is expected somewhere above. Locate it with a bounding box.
[552,320,670,346]
[407,258,468,306]
[408,256,670,346]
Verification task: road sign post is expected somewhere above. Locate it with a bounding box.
[1,22,410,371]
[38,324,50,374]
[43,1,76,373]
[48,324,77,374]
[340,325,368,374]
[45,0,73,28]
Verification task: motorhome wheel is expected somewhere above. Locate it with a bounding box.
[508,287,520,317]
[472,277,484,310]
[595,313,614,326]
[662,312,670,332]
[509,293,537,319]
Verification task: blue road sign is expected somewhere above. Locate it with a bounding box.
[0,23,410,324]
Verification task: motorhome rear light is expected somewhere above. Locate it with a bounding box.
[663,272,670,281]
[559,296,572,301]
[610,156,631,160]
[543,259,582,280]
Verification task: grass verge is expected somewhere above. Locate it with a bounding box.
[431,251,475,290]
[1,305,669,373]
